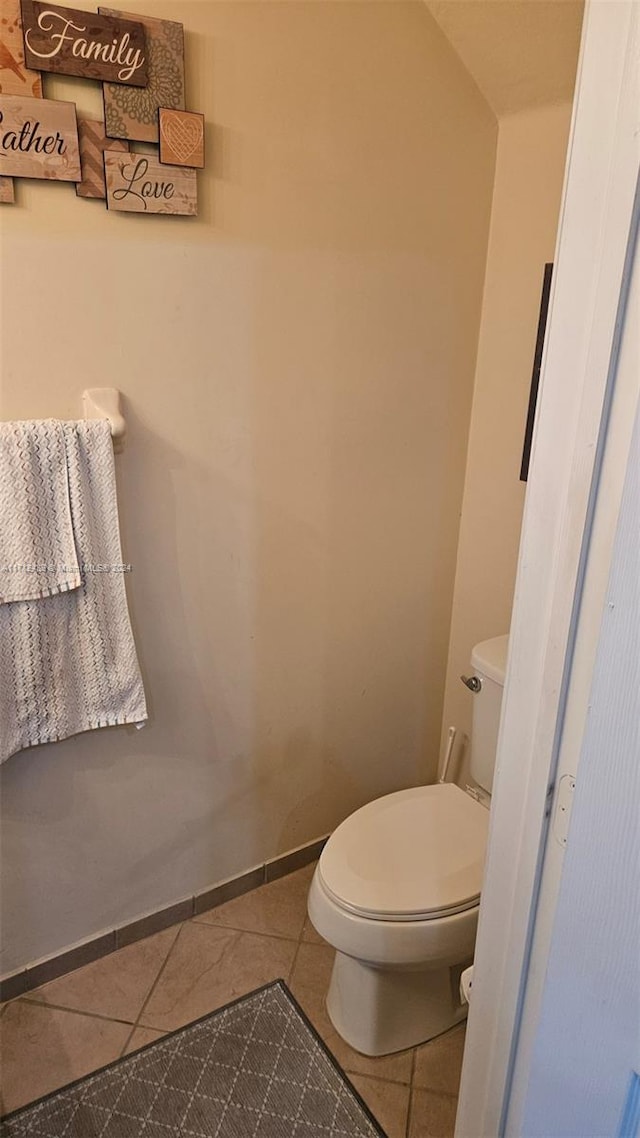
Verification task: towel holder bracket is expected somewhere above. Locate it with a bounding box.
[82,388,126,450]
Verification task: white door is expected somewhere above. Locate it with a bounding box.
[520,405,639,1131]
[455,4,639,1134]
[503,190,640,1134]
[512,226,637,1133]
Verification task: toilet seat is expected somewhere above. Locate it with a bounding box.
[318,783,489,922]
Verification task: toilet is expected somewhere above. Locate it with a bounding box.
[307,634,508,1056]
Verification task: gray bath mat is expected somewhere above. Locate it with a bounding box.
[1,980,386,1137]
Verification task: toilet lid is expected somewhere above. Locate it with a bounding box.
[318,784,489,921]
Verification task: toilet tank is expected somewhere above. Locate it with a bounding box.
[469,635,509,794]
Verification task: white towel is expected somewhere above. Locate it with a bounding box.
[0,420,147,762]
[0,420,81,602]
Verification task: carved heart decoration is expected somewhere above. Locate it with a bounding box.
[160,111,203,167]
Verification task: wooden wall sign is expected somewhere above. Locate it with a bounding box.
[159,108,204,169]
[1,0,43,97]
[104,151,196,216]
[0,3,203,218]
[0,94,81,181]
[0,176,16,203]
[100,8,184,144]
[76,117,128,199]
[20,1,148,86]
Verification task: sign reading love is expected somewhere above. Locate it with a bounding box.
[104,151,197,216]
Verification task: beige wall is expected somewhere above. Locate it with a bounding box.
[439,103,573,785]
[0,1,496,972]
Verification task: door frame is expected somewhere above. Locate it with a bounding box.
[454,3,640,1135]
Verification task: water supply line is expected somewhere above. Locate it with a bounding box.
[438,725,457,784]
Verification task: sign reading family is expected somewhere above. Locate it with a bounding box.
[20,0,148,85]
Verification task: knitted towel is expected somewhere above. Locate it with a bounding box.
[0,420,81,602]
[0,420,147,762]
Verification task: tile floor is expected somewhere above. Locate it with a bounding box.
[0,864,465,1137]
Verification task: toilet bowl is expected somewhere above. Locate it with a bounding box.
[308,634,508,1057]
[308,782,489,1055]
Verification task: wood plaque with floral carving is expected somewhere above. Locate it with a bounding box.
[100,7,184,144]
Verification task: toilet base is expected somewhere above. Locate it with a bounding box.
[326,950,468,1056]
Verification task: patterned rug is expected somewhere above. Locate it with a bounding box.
[1,980,386,1137]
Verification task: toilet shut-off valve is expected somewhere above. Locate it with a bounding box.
[460,674,482,692]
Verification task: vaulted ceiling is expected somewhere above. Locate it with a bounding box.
[424,0,584,117]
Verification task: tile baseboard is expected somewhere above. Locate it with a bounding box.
[1,835,328,1002]
[193,865,266,918]
[264,836,328,883]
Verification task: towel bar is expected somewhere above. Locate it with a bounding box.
[82,388,126,449]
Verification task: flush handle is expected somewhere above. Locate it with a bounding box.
[460,674,482,693]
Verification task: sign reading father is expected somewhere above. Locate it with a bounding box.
[21,0,148,86]
[0,94,81,181]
